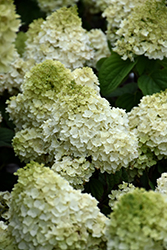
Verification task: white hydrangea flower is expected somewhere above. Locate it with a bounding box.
[7,60,138,182]
[105,188,167,250]
[36,0,79,14]
[102,0,144,46]
[87,29,111,68]
[12,127,53,164]
[52,155,95,189]
[113,0,167,60]
[8,162,108,250]
[0,0,20,73]
[23,6,94,70]
[0,51,33,95]
[108,181,136,209]
[128,89,167,170]
[155,172,167,195]
[42,85,138,174]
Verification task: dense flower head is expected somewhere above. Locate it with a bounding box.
[23,6,94,69]
[6,59,73,129]
[0,0,20,73]
[105,188,167,250]
[128,89,167,170]
[12,127,52,164]
[113,0,167,60]
[108,182,135,209]
[7,59,138,179]
[42,84,138,174]
[36,0,79,14]
[102,0,144,46]
[8,161,108,250]
[155,172,167,194]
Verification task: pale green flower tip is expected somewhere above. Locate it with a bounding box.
[46,5,81,27]
[106,188,167,249]
[22,59,73,94]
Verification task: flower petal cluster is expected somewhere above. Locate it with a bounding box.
[128,89,167,170]
[105,188,167,250]
[0,221,17,250]
[8,161,108,250]
[102,0,143,46]
[113,0,167,60]
[87,29,111,68]
[155,172,167,194]
[0,191,11,221]
[108,181,135,209]
[36,0,79,14]
[52,155,95,189]
[42,83,138,174]
[23,6,94,69]
[0,0,20,73]
[0,51,33,95]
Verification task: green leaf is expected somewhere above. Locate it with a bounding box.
[88,178,104,201]
[135,56,161,76]
[157,57,167,69]
[115,91,142,112]
[98,52,137,96]
[138,69,167,95]
[0,128,14,147]
[107,82,138,97]
[96,57,108,71]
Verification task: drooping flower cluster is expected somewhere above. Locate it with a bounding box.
[108,181,135,209]
[113,0,167,60]
[36,0,79,14]
[0,0,20,73]
[128,89,167,171]
[8,161,108,250]
[105,188,167,250]
[23,6,94,70]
